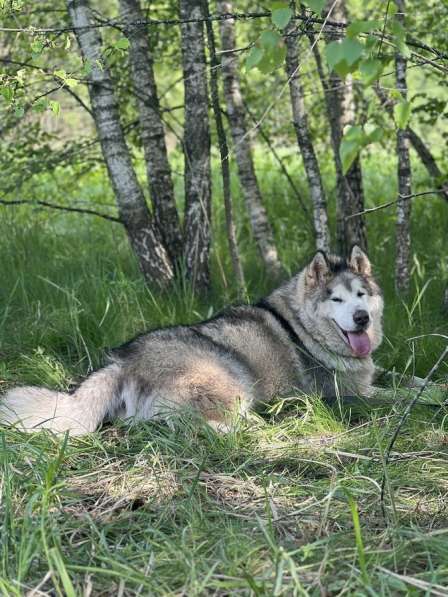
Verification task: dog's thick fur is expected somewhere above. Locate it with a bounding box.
[0,246,384,435]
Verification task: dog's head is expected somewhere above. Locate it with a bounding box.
[298,246,383,358]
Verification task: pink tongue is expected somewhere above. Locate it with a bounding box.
[347,332,371,357]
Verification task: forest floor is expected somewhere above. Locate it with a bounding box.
[1,155,448,595]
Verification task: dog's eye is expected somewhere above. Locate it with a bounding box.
[331,297,343,303]
[357,291,365,298]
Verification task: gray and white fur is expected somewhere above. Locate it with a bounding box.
[0,246,384,435]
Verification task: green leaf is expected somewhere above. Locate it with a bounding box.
[245,46,264,70]
[49,100,60,116]
[271,2,292,29]
[260,30,281,49]
[14,105,25,118]
[340,139,360,174]
[326,38,364,77]
[347,20,382,38]
[64,78,78,89]
[325,41,344,69]
[1,85,14,102]
[364,34,380,54]
[343,125,365,144]
[31,39,44,54]
[32,99,47,113]
[82,60,92,76]
[340,126,366,174]
[390,20,406,42]
[301,0,326,14]
[114,37,130,50]
[394,100,411,129]
[340,124,384,173]
[259,42,286,73]
[396,40,411,58]
[53,69,66,80]
[339,38,364,66]
[366,125,383,143]
[359,58,383,86]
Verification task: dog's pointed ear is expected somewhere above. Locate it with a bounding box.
[306,251,329,287]
[349,245,372,276]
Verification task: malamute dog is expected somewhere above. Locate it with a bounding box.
[0,246,383,435]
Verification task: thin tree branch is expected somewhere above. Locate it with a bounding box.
[345,190,444,219]
[0,13,446,61]
[0,57,94,116]
[0,198,122,223]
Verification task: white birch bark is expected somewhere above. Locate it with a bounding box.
[218,0,282,277]
[119,0,182,265]
[204,0,246,296]
[285,19,330,253]
[67,0,173,286]
[395,0,412,294]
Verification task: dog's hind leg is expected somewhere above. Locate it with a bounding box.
[168,359,254,431]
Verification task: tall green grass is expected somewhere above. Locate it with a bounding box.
[0,150,447,594]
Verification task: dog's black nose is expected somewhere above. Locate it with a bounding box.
[353,309,370,328]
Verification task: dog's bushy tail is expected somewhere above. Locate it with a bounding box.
[0,364,120,436]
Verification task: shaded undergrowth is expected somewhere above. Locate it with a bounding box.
[1,153,447,595]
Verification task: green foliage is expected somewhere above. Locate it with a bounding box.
[390,20,412,58]
[49,100,60,116]
[339,125,382,174]
[346,19,382,38]
[325,37,364,77]
[359,57,384,86]
[301,0,326,14]
[113,37,130,50]
[394,100,412,129]
[271,2,292,30]
[245,30,286,73]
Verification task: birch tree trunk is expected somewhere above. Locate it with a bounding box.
[119,0,182,266]
[375,84,448,203]
[284,18,330,253]
[218,0,282,277]
[67,0,173,286]
[203,0,246,296]
[322,0,367,253]
[179,0,212,290]
[395,0,412,294]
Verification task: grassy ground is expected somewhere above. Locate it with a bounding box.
[0,152,448,595]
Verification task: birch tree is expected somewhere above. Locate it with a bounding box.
[179,0,212,290]
[119,0,182,266]
[204,0,246,296]
[322,0,367,253]
[375,85,448,204]
[218,0,282,277]
[67,0,173,286]
[394,0,412,294]
[284,15,330,253]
